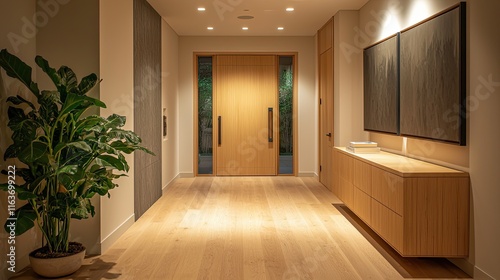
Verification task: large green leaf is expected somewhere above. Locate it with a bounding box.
[109,141,138,154]
[0,183,37,201]
[10,118,38,141]
[0,49,39,97]
[39,90,61,124]
[58,66,78,94]
[35,55,60,88]
[77,73,98,95]
[60,93,106,117]
[7,106,27,129]
[18,141,48,164]
[96,155,126,171]
[107,129,141,144]
[7,95,35,109]
[3,144,19,160]
[16,184,38,200]
[74,115,104,135]
[105,114,126,130]
[67,141,92,153]
[57,165,80,175]
[0,183,12,191]
[3,203,37,236]
[71,198,92,220]
[55,141,92,155]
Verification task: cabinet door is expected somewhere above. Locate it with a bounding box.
[371,167,403,215]
[318,18,333,54]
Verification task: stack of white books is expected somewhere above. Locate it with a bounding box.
[346,141,380,153]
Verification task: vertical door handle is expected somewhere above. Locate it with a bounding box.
[218,116,222,146]
[268,108,273,143]
[326,133,332,137]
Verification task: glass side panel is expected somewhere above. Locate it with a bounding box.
[279,56,294,175]
[198,56,213,174]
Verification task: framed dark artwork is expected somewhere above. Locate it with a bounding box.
[363,33,400,135]
[399,3,466,145]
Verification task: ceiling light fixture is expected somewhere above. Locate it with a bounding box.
[207,27,214,30]
[242,27,249,30]
[237,15,255,20]
[286,8,295,12]
[198,7,206,11]
[277,27,284,31]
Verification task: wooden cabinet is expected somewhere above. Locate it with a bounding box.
[333,147,470,257]
[318,18,333,54]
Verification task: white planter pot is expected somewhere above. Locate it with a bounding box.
[29,245,86,278]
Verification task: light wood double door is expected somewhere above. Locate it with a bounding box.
[215,55,278,176]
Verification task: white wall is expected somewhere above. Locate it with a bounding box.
[178,36,317,176]
[333,11,368,147]
[161,20,180,189]
[355,0,499,278]
[0,2,40,278]
[468,0,500,278]
[99,0,136,254]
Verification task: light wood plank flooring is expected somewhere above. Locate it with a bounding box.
[12,177,470,279]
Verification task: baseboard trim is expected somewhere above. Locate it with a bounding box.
[298,172,318,178]
[474,266,495,280]
[100,214,135,254]
[163,174,180,193]
[179,172,195,178]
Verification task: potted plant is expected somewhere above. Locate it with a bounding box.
[0,49,153,278]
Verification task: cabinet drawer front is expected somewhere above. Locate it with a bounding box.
[353,159,372,195]
[371,167,403,215]
[339,177,353,207]
[371,199,403,254]
[353,187,371,224]
[339,152,354,182]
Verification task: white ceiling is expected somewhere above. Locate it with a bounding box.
[147,0,369,36]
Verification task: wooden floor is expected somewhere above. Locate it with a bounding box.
[12,177,470,280]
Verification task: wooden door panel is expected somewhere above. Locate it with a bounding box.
[216,56,278,176]
[319,49,333,188]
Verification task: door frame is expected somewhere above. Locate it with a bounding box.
[193,52,298,176]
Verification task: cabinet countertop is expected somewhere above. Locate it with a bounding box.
[335,147,469,178]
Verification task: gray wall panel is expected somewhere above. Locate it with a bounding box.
[134,0,162,220]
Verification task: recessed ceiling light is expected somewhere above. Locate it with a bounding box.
[198,7,206,11]
[207,27,214,30]
[286,8,295,12]
[277,27,284,31]
[242,27,249,30]
[237,15,254,20]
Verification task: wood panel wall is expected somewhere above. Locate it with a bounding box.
[133,0,162,220]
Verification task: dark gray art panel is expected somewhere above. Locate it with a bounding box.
[400,6,465,144]
[364,35,399,134]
